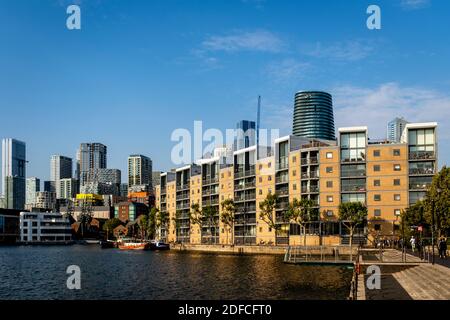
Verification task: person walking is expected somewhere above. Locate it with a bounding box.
[438,237,448,259]
[410,236,416,253]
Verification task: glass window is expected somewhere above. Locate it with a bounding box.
[326,181,333,188]
[394,209,401,216]
[326,152,333,159]
[373,150,380,157]
[394,164,401,171]
[326,166,333,173]
[327,196,333,202]
[374,180,381,186]
[374,165,380,172]
[425,129,435,145]
[374,209,381,216]
[341,134,349,148]
[394,179,401,186]
[374,194,381,201]
[394,194,401,201]
[408,130,417,145]
[393,149,401,156]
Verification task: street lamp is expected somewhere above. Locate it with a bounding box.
[431,188,442,264]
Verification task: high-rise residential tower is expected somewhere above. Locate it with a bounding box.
[50,155,72,198]
[78,143,107,173]
[234,120,256,151]
[26,177,40,206]
[292,91,335,141]
[387,117,409,142]
[128,155,152,191]
[1,138,26,210]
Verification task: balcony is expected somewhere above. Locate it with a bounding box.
[202,177,219,185]
[301,157,318,165]
[275,175,289,184]
[341,169,366,178]
[409,168,435,175]
[276,158,289,171]
[341,185,366,192]
[176,182,190,191]
[409,151,435,161]
[234,181,256,190]
[234,167,256,179]
[301,172,319,179]
[202,198,219,206]
[235,204,256,213]
[234,217,257,225]
[409,183,431,190]
[234,194,256,202]
[275,189,289,197]
[276,202,289,210]
[302,186,319,193]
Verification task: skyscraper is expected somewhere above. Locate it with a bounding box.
[78,143,107,173]
[234,120,256,151]
[50,155,72,198]
[292,91,335,141]
[387,117,409,142]
[26,177,40,206]
[128,155,152,191]
[1,138,26,210]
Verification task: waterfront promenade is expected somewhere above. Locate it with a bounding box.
[358,250,450,300]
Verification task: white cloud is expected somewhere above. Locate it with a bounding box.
[301,40,375,61]
[265,59,310,83]
[400,0,430,10]
[201,30,285,53]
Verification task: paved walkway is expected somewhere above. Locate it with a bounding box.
[359,249,450,300]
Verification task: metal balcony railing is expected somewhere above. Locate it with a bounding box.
[409,183,431,190]
[341,169,366,178]
[409,168,435,175]
[275,175,289,184]
[276,158,289,170]
[341,185,366,192]
[409,151,435,160]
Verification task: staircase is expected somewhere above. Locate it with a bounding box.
[341,235,367,246]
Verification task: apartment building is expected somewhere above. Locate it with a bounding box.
[155,123,438,246]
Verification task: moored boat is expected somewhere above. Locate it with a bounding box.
[117,238,149,250]
[149,240,170,251]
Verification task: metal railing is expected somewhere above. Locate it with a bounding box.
[409,151,435,160]
[409,168,435,175]
[284,245,356,264]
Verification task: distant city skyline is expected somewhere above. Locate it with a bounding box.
[1,0,449,184]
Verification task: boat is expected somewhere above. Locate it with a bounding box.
[117,238,150,250]
[149,240,170,251]
[100,240,116,249]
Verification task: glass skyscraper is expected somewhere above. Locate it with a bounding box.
[234,120,256,151]
[1,138,26,210]
[292,91,335,141]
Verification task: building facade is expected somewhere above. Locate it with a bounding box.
[34,191,56,211]
[154,122,438,246]
[50,155,72,198]
[234,120,256,151]
[19,211,72,243]
[292,91,335,141]
[26,177,40,207]
[388,117,409,143]
[128,155,152,192]
[57,178,78,200]
[1,138,26,210]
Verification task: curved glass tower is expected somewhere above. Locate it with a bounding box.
[293,91,335,140]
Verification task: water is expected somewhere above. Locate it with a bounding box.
[0,245,352,300]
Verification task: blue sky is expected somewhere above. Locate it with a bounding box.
[0,0,449,186]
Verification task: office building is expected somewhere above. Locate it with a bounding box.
[388,117,409,143]
[19,211,72,243]
[114,201,149,223]
[50,155,72,198]
[292,91,335,141]
[120,183,128,197]
[26,177,40,206]
[80,168,121,195]
[44,180,56,193]
[234,120,256,151]
[128,155,152,191]
[155,122,437,246]
[0,208,21,243]
[1,138,26,210]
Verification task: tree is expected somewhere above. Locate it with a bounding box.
[148,207,158,239]
[424,166,450,237]
[190,203,203,238]
[221,199,236,245]
[285,198,316,246]
[78,200,93,238]
[102,218,122,240]
[172,210,182,241]
[259,193,280,233]
[338,202,368,260]
[138,214,149,240]
[155,209,169,240]
[203,205,219,244]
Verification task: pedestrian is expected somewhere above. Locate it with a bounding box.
[438,237,448,259]
[410,236,416,253]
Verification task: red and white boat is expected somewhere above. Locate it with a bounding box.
[117,238,149,250]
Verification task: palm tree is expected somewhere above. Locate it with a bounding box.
[338,202,368,261]
[221,199,236,245]
[285,198,315,246]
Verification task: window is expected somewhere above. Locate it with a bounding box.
[268,162,272,168]
[394,179,401,186]
[374,209,381,217]
[259,177,262,183]
[373,150,380,157]
[327,196,333,202]
[221,184,224,189]
[326,210,333,217]
[394,164,401,171]
[393,149,401,156]
[259,189,262,195]
[374,180,381,187]
[293,184,297,191]
[221,173,224,179]
[326,181,333,188]
[292,156,297,163]
[268,227,272,232]
[374,165,381,172]
[259,164,263,170]
[394,209,401,216]
[326,152,333,159]
[259,227,262,232]
[374,194,381,201]
[268,176,272,181]
[293,170,296,176]
[394,194,401,201]
[326,166,333,173]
